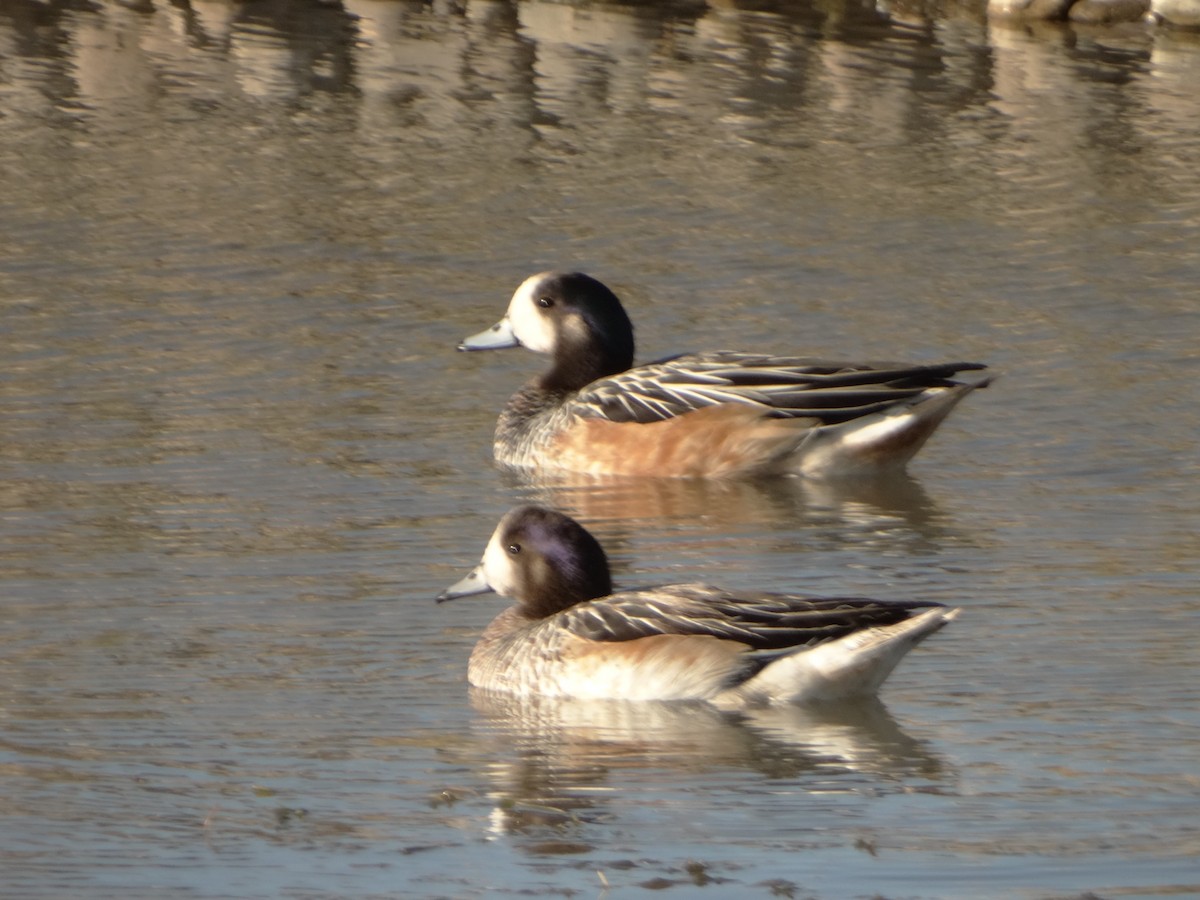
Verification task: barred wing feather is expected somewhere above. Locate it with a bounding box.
[554,584,943,652]
[573,351,986,426]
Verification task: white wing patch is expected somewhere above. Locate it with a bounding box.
[839,408,920,449]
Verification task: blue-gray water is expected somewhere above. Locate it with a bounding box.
[1,1,1198,897]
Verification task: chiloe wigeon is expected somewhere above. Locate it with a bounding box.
[437,505,959,708]
[458,271,991,479]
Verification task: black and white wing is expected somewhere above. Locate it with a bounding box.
[570,350,989,426]
[555,583,944,651]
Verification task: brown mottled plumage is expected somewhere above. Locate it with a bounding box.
[458,272,991,478]
[437,506,959,707]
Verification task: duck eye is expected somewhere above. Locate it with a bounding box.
[536,296,554,309]
[507,543,521,555]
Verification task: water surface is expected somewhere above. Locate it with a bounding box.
[1,0,1199,897]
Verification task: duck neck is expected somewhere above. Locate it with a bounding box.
[540,340,633,394]
[521,536,613,621]
[522,573,610,620]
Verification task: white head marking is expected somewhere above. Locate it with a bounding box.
[481,526,522,598]
[506,273,559,355]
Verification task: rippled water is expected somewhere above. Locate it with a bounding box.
[2,0,1199,897]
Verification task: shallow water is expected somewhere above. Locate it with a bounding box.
[1,0,1199,897]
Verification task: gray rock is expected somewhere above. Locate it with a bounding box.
[988,0,1076,18]
[1152,0,1200,24]
[1069,0,1151,21]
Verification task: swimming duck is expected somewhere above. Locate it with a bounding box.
[458,271,991,479]
[437,505,959,707]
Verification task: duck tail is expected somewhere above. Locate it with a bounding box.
[729,607,960,706]
[789,375,993,478]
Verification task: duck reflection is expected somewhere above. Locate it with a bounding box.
[503,467,956,556]
[469,689,949,841]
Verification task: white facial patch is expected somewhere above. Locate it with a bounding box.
[481,528,521,598]
[506,273,558,355]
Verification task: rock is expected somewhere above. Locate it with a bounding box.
[1152,0,1200,25]
[1069,0,1151,21]
[988,0,1076,19]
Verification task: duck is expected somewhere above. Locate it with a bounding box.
[436,505,959,708]
[457,271,991,479]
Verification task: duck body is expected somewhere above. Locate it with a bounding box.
[459,272,991,479]
[437,506,958,708]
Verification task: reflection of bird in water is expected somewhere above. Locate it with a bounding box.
[438,506,958,706]
[502,462,954,554]
[468,690,950,839]
[458,271,990,478]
